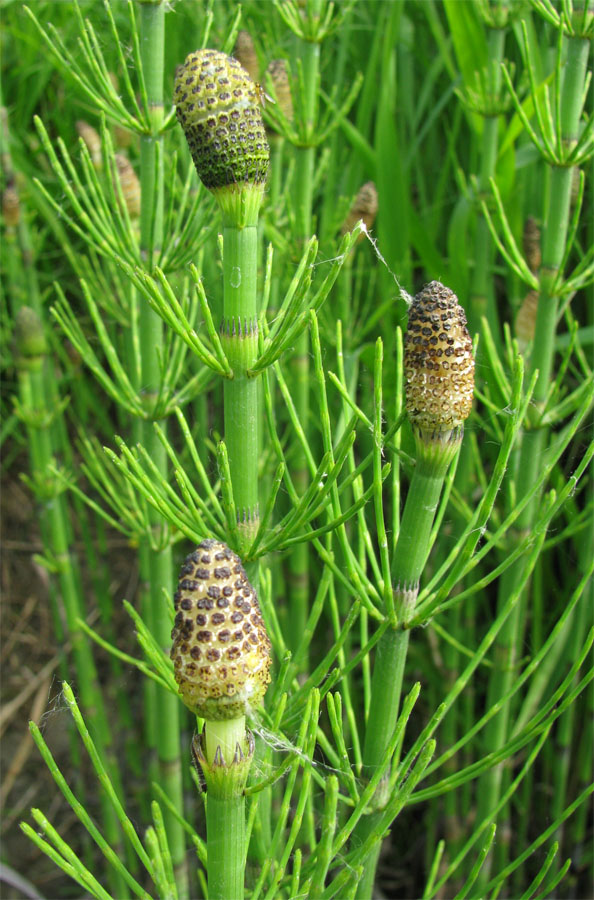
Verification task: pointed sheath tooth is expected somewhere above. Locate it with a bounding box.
[170,539,272,721]
[404,281,474,434]
[173,48,269,191]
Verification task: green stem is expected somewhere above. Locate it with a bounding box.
[475,27,590,888]
[207,795,246,900]
[288,18,321,660]
[391,452,454,599]
[198,718,251,900]
[468,26,506,340]
[217,214,265,865]
[3,86,127,883]
[205,717,246,768]
[18,358,127,898]
[354,440,457,898]
[221,225,260,556]
[137,2,186,894]
[450,23,505,842]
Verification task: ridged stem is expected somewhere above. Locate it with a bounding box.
[137,2,186,893]
[206,793,245,899]
[221,225,260,557]
[447,24,506,851]
[468,26,506,338]
[4,90,133,893]
[288,24,321,659]
[191,720,252,900]
[354,441,457,898]
[218,218,267,864]
[475,28,590,887]
[3,88,126,881]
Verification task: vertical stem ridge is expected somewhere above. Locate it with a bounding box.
[288,28,320,658]
[221,224,260,554]
[354,451,454,899]
[137,4,186,895]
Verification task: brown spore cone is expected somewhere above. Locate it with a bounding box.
[404,281,474,434]
[174,48,269,191]
[171,539,271,721]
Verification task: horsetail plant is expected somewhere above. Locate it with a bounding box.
[133,3,187,889]
[174,48,269,569]
[353,281,476,898]
[476,4,593,882]
[4,2,593,899]
[2,99,129,895]
[171,539,272,900]
[19,0,194,888]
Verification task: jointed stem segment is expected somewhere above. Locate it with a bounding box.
[193,722,254,900]
[221,225,261,554]
[354,443,458,899]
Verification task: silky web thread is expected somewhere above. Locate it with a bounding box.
[310,221,415,307]
[359,221,415,307]
[249,718,368,790]
[248,723,364,881]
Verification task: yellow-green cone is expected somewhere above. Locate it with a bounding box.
[171,539,271,721]
[174,49,269,194]
[404,281,474,444]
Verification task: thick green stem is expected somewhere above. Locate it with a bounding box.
[206,794,246,900]
[221,225,260,555]
[288,27,321,657]
[352,628,409,900]
[195,719,252,900]
[390,451,454,601]
[354,441,456,899]
[450,27,506,832]
[205,717,246,768]
[137,3,186,893]
[218,219,266,861]
[5,87,130,897]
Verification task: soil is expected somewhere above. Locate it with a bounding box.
[1,465,142,900]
